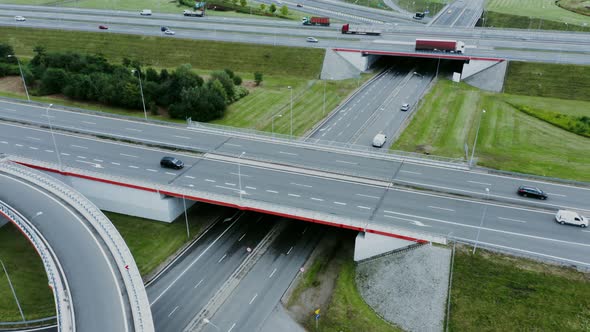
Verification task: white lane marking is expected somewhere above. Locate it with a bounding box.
[468,180,492,186]
[26,136,41,141]
[93,159,103,162]
[336,160,358,165]
[399,170,421,175]
[194,279,204,288]
[4,108,16,112]
[245,186,257,190]
[147,169,157,172]
[173,135,191,139]
[185,175,195,179]
[249,293,258,305]
[77,156,86,159]
[428,206,455,212]
[334,201,347,205]
[583,230,590,233]
[266,190,279,194]
[125,127,142,132]
[269,268,277,278]
[187,184,194,187]
[238,233,246,241]
[229,172,251,177]
[356,193,380,199]
[279,151,298,156]
[129,165,139,169]
[218,254,227,263]
[228,323,236,332]
[0,141,7,144]
[288,193,301,198]
[287,246,293,255]
[81,121,96,125]
[120,153,138,158]
[15,144,23,147]
[165,172,176,176]
[44,149,53,152]
[225,182,236,186]
[311,197,324,201]
[40,114,55,118]
[498,217,527,224]
[386,210,590,248]
[60,152,70,156]
[225,143,242,147]
[29,147,38,150]
[215,185,241,192]
[168,306,179,317]
[111,162,120,165]
[357,205,371,210]
[205,179,215,183]
[290,182,313,188]
[547,192,566,197]
[383,214,431,227]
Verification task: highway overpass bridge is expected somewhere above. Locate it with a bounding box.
[0,157,153,332]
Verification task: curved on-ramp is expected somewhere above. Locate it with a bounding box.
[0,156,153,332]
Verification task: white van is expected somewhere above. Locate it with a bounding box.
[372,133,387,148]
[140,9,152,16]
[555,210,588,228]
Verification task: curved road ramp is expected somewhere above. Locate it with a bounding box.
[0,155,154,332]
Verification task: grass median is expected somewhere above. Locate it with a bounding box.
[393,79,590,181]
[484,0,590,27]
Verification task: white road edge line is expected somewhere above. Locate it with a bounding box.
[249,293,258,305]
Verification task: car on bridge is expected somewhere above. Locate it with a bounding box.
[160,156,184,169]
[517,185,547,200]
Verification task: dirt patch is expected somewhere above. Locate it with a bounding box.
[0,76,26,94]
[283,230,352,324]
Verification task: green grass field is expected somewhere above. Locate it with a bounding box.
[214,74,371,136]
[449,246,590,331]
[393,80,590,181]
[395,0,446,15]
[482,0,590,30]
[0,27,324,78]
[0,224,55,323]
[341,0,393,11]
[504,62,590,102]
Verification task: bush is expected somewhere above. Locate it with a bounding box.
[254,72,263,86]
[232,75,242,86]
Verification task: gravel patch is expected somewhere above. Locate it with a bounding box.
[356,244,451,332]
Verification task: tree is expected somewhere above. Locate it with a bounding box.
[40,68,68,95]
[254,72,263,86]
[269,3,277,14]
[280,5,288,16]
[145,67,159,82]
[232,75,242,86]
[0,43,15,63]
[224,68,235,79]
[160,68,170,82]
[240,0,247,7]
[210,71,235,102]
[208,79,228,104]
[260,3,266,11]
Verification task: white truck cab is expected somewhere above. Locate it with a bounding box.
[555,210,588,228]
[140,9,152,16]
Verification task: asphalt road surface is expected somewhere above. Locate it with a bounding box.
[0,122,588,268]
[430,0,484,28]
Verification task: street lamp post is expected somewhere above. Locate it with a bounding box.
[203,318,220,331]
[182,196,190,240]
[272,114,282,138]
[131,69,148,121]
[288,86,293,137]
[469,109,486,167]
[7,55,30,101]
[238,152,245,201]
[472,188,490,254]
[323,79,326,116]
[46,104,62,170]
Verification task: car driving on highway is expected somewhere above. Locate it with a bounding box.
[401,103,410,111]
[160,156,184,169]
[372,133,387,148]
[164,30,175,35]
[517,185,547,200]
[555,210,588,228]
[306,37,319,43]
[99,25,108,30]
[14,16,26,21]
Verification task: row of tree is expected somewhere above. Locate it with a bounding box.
[1,43,258,122]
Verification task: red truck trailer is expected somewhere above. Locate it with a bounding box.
[302,16,330,26]
[415,39,465,53]
[341,24,382,36]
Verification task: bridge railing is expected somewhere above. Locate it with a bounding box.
[0,187,73,331]
[0,158,154,332]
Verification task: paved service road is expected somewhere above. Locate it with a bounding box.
[0,100,588,214]
[0,172,129,332]
[430,0,484,28]
[0,122,588,268]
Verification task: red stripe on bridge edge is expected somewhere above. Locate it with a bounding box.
[332,48,505,62]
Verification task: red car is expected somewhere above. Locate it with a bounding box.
[98,25,108,30]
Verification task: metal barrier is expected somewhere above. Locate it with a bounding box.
[0,198,73,331]
[0,158,154,332]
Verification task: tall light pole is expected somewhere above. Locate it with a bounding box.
[272,114,282,138]
[131,69,147,121]
[238,152,245,202]
[46,104,62,171]
[323,79,326,116]
[288,86,293,137]
[472,188,490,254]
[202,318,220,331]
[182,196,190,240]
[7,55,29,101]
[469,109,486,167]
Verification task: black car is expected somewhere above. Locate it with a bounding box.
[160,156,184,169]
[517,185,547,200]
[160,26,169,32]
